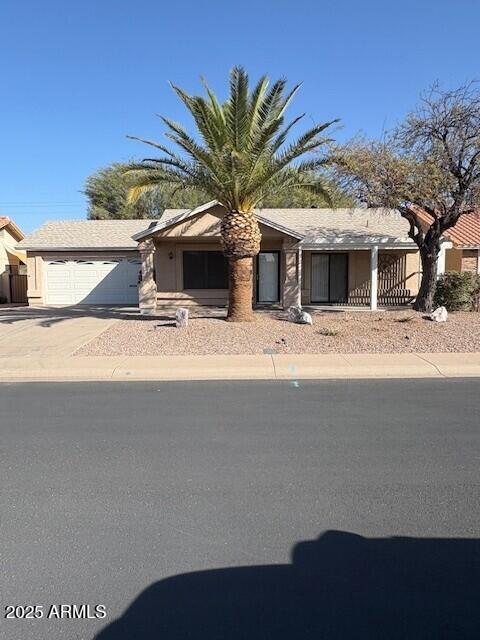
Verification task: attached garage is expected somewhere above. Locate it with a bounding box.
[45,256,142,305]
[17,219,156,307]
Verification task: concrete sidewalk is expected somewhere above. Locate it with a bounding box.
[0,352,480,381]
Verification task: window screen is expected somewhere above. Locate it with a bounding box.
[183,251,228,289]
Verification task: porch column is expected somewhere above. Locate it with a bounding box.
[437,243,446,278]
[370,245,378,311]
[477,249,480,275]
[282,248,301,308]
[138,239,156,315]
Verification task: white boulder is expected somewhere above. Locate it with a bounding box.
[429,306,448,322]
[287,305,313,325]
[175,307,189,328]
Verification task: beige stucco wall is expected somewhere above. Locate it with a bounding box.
[461,249,479,273]
[152,206,292,307]
[0,227,25,302]
[445,248,479,274]
[446,248,463,272]
[154,238,286,307]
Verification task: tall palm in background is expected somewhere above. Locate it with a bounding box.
[127,67,337,321]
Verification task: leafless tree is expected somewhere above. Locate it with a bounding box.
[336,83,480,311]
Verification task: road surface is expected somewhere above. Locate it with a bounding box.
[1,379,479,639]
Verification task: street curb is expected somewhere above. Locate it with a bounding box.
[0,352,480,382]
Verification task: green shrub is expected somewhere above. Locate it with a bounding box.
[434,272,480,311]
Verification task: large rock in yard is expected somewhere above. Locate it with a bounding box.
[175,308,189,328]
[429,306,448,322]
[287,305,313,325]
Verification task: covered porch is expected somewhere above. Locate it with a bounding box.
[138,239,426,313]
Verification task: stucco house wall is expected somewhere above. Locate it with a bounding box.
[0,223,25,302]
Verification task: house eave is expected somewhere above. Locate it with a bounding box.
[18,245,139,252]
[296,239,417,250]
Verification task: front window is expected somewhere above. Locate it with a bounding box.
[183,251,228,289]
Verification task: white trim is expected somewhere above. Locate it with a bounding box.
[297,248,302,306]
[478,249,480,275]
[370,246,378,311]
[437,244,446,277]
[19,246,138,252]
[297,242,415,250]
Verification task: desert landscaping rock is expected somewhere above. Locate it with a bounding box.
[287,304,313,325]
[76,310,480,356]
[430,306,448,322]
[175,307,189,328]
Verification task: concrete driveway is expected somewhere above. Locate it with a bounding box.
[0,306,136,357]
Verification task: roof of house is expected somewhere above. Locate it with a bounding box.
[17,219,158,250]
[135,201,416,247]
[18,202,422,251]
[414,208,480,248]
[0,216,25,241]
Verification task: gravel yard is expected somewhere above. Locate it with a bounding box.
[76,309,480,355]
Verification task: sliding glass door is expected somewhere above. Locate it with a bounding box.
[311,253,348,303]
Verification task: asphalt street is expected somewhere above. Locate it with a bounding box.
[1,379,479,639]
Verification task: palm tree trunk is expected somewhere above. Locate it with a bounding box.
[227,257,255,322]
[221,210,261,322]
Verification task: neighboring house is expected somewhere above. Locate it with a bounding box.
[0,217,26,303]
[414,208,480,275]
[18,202,428,311]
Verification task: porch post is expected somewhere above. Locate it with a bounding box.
[370,245,378,311]
[437,243,446,278]
[477,249,480,275]
[296,248,302,306]
[138,239,156,315]
[282,248,301,308]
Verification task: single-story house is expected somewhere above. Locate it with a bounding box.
[0,217,26,303]
[18,201,435,312]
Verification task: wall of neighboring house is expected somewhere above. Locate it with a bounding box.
[445,248,463,272]
[446,248,480,274]
[0,227,23,302]
[460,249,479,273]
[301,249,420,306]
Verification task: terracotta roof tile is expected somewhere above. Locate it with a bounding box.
[414,208,480,248]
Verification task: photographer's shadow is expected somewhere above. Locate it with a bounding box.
[95,530,480,639]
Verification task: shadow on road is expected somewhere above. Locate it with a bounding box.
[94,530,480,639]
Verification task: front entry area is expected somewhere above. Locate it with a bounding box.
[311,253,348,303]
[257,251,280,303]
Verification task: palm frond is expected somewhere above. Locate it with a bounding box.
[127,68,338,213]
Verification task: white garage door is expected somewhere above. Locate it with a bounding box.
[45,256,142,305]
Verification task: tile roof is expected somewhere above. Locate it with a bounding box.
[17,219,158,250]
[414,208,480,248]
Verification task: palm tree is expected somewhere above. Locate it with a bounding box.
[127,67,337,322]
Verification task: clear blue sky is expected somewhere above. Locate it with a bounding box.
[1,0,479,232]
